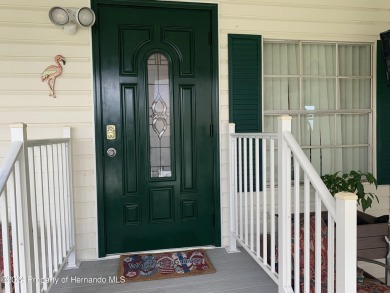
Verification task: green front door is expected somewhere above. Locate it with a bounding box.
[93,1,218,255]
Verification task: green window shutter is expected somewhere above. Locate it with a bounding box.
[376,40,390,184]
[228,34,262,132]
[228,34,263,191]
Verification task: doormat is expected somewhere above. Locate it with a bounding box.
[117,249,216,282]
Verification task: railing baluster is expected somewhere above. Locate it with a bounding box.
[249,138,254,251]
[262,138,267,265]
[286,145,292,287]
[55,143,64,262]
[63,126,77,268]
[262,140,267,266]
[36,146,48,291]
[315,193,321,293]
[270,138,275,273]
[28,146,41,293]
[234,137,238,238]
[328,214,335,293]
[255,138,260,258]
[238,137,243,241]
[43,145,54,281]
[304,174,310,293]
[58,143,66,260]
[243,138,248,245]
[64,142,70,248]
[293,157,300,293]
[52,143,60,272]
[15,151,31,293]
[57,142,67,262]
[9,170,21,293]
[1,188,12,293]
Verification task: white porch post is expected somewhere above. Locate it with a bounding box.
[10,123,34,293]
[227,123,240,253]
[63,127,79,269]
[277,116,292,293]
[336,192,357,293]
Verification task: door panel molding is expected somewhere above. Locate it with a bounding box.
[122,84,139,194]
[149,187,175,223]
[162,27,195,76]
[120,25,153,75]
[179,85,197,192]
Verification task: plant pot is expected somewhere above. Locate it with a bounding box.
[357,211,389,260]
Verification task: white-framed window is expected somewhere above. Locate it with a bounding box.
[263,40,373,175]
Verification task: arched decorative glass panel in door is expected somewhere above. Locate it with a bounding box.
[147,53,172,178]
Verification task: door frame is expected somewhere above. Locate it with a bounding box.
[91,0,220,257]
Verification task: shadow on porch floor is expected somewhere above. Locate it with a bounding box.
[51,248,277,293]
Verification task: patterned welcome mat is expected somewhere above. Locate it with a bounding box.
[117,249,216,282]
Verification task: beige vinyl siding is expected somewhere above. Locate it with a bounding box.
[0,0,390,264]
[0,0,97,260]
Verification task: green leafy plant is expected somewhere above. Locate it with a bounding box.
[321,171,378,212]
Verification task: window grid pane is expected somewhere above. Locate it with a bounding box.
[263,41,372,174]
[302,43,336,76]
[264,77,300,110]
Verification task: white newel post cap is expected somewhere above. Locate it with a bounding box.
[335,192,357,201]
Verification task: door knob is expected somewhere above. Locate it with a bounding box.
[106,147,117,157]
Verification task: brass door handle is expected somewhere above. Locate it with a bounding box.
[106,147,117,157]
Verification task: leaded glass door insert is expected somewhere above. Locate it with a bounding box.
[148,53,172,178]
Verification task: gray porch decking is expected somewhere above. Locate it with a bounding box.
[51,248,278,293]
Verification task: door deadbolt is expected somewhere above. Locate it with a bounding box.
[106,147,117,157]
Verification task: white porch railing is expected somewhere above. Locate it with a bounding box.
[228,116,357,293]
[0,124,76,293]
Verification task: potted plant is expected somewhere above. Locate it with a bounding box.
[321,170,378,212]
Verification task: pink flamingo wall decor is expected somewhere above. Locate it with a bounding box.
[41,55,66,98]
